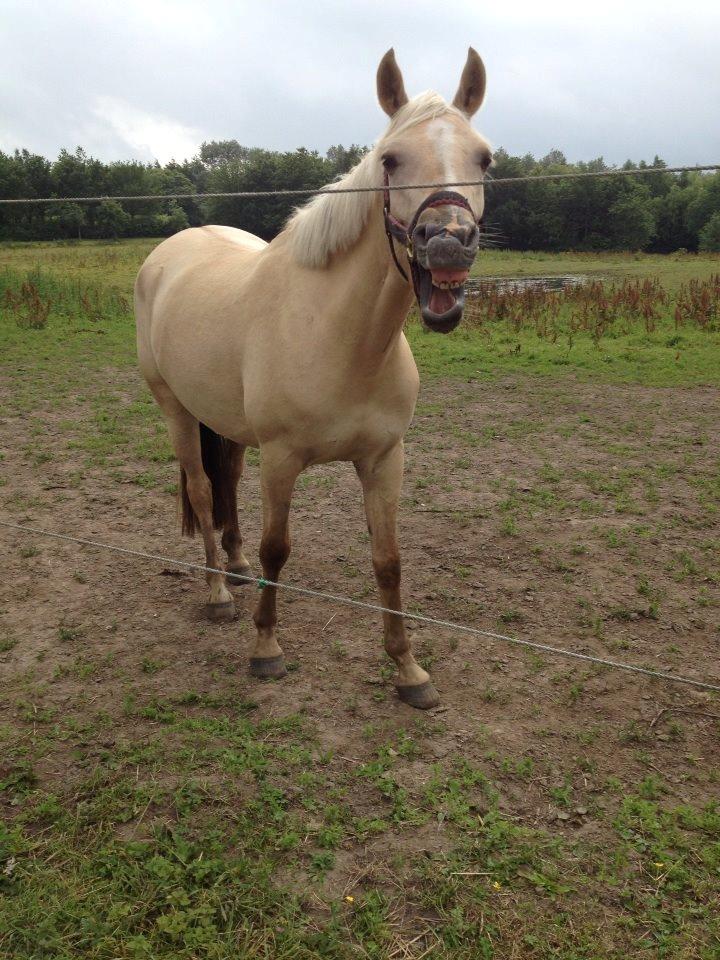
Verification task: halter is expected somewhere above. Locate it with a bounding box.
[382,169,478,297]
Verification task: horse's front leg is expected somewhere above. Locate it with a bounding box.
[250,445,302,680]
[355,444,440,709]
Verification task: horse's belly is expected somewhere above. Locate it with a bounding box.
[151,316,257,445]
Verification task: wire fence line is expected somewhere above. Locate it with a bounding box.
[1,163,719,206]
[1,518,719,695]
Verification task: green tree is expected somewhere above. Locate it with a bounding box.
[46,202,86,239]
[609,191,656,250]
[651,185,695,252]
[204,146,332,239]
[199,140,256,168]
[326,143,368,176]
[158,201,190,236]
[684,172,720,246]
[94,200,130,239]
[53,147,106,198]
[157,165,200,225]
[698,212,720,252]
[0,149,54,240]
[0,141,715,250]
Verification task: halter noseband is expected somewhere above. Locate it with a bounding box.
[382,169,478,296]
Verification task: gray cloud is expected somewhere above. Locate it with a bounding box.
[1,0,718,166]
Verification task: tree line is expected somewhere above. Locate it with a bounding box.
[1,141,719,252]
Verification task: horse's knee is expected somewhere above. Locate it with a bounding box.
[259,531,290,575]
[253,535,288,633]
[373,552,401,591]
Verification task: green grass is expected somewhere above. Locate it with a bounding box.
[0,237,157,291]
[2,241,717,294]
[2,704,719,959]
[407,320,720,386]
[2,242,718,389]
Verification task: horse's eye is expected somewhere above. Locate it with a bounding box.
[382,154,399,172]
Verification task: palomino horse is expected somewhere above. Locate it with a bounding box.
[135,48,491,709]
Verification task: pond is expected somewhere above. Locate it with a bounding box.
[467,274,596,296]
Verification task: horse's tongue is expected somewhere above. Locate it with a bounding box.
[429,286,456,315]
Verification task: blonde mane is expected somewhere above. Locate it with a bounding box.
[285,92,464,268]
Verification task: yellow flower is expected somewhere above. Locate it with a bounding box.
[345,895,354,903]
[653,862,665,869]
[492,881,502,890]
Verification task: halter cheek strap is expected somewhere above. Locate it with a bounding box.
[382,169,478,294]
[383,171,412,282]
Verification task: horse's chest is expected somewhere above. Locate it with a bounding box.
[292,394,415,464]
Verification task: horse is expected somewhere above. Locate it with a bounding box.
[135,47,492,709]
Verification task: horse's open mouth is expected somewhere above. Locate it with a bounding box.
[417,267,469,333]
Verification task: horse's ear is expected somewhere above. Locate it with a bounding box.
[377,48,409,117]
[453,47,486,117]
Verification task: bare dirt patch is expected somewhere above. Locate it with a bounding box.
[3,369,718,785]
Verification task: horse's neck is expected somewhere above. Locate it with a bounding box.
[287,203,415,365]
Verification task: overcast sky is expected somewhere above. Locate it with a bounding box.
[1,0,718,168]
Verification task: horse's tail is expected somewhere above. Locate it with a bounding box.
[180,423,237,537]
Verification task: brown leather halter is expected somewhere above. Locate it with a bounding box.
[382,169,478,296]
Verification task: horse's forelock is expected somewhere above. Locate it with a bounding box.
[381,91,462,142]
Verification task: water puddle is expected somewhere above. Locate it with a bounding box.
[467,274,597,296]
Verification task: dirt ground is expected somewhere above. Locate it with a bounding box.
[2,368,718,806]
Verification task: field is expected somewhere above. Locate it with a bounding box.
[1,240,719,959]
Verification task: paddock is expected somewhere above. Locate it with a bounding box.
[1,242,719,957]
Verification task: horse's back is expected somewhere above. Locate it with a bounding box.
[193,224,267,251]
[136,226,266,303]
[135,225,266,350]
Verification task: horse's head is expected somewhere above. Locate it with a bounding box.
[375,48,491,332]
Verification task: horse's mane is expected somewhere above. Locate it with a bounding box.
[285,92,462,268]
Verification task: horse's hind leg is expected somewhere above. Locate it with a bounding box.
[221,443,252,587]
[149,382,235,622]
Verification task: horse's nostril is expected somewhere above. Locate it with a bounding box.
[456,224,478,247]
[417,222,443,243]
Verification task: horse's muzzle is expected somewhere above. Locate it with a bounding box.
[411,219,480,333]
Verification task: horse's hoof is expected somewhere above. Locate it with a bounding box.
[249,655,287,680]
[205,599,236,622]
[226,565,253,587]
[396,680,440,710]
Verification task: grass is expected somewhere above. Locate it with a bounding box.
[1,239,719,957]
[2,242,718,389]
[2,702,719,959]
[2,240,718,293]
[409,273,720,386]
[408,334,720,387]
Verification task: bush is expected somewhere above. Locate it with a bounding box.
[698,212,720,252]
